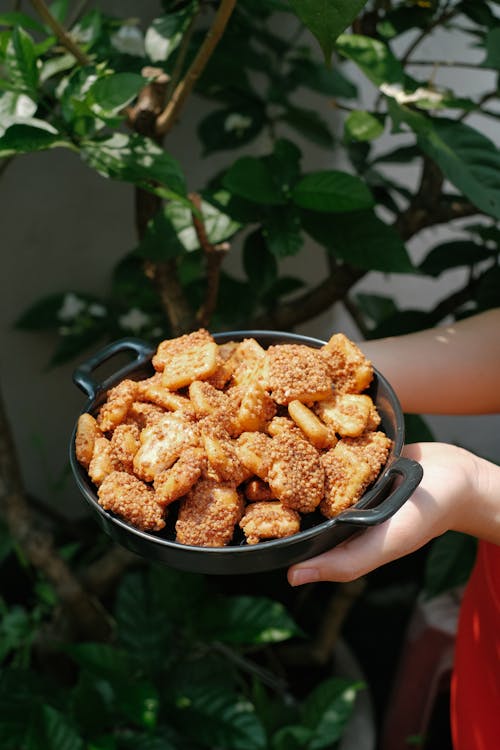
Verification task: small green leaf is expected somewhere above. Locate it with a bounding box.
[145,5,195,62]
[0,122,68,157]
[198,104,265,154]
[223,156,286,205]
[67,643,136,679]
[90,72,146,112]
[262,206,303,258]
[27,705,84,750]
[5,26,38,94]
[301,677,363,749]
[424,532,477,599]
[336,33,405,87]
[243,229,278,295]
[482,27,500,69]
[0,12,46,33]
[278,104,334,148]
[289,0,369,64]
[344,110,384,142]
[419,240,495,277]
[293,171,373,213]
[289,57,357,98]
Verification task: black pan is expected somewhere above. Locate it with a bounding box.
[69,331,423,575]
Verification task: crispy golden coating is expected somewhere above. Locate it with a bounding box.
[288,399,335,449]
[320,333,373,394]
[235,431,273,481]
[240,502,301,545]
[154,447,206,507]
[133,411,200,482]
[153,329,218,389]
[335,431,392,483]
[98,471,165,531]
[88,436,120,486]
[244,478,274,502]
[175,480,244,547]
[201,419,251,485]
[266,416,302,438]
[265,344,332,405]
[75,413,102,469]
[110,423,141,472]
[189,380,237,434]
[137,374,195,415]
[228,338,266,387]
[267,431,324,513]
[234,368,276,433]
[97,379,138,432]
[320,450,373,519]
[315,393,374,438]
[127,401,166,429]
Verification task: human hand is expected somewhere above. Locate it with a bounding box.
[287,442,479,586]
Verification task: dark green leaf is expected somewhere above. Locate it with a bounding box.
[223,156,286,205]
[15,292,87,330]
[278,104,334,148]
[336,33,405,87]
[354,292,398,327]
[289,0,369,64]
[5,27,38,94]
[424,531,477,599]
[419,240,495,276]
[370,144,420,166]
[271,725,313,750]
[26,705,84,750]
[0,12,46,33]
[0,123,68,157]
[90,72,146,111]
[301,677,363,749]
[67,643,136,679]
[145,5,195,63]
[293,171,373,213]
[368,309,435,338]
[81,133,187,202]
[475,265,500,310]
[262,205,303,258]
[288,57,357,98]
[198,104,265,154]
[482,27,500,69]
[266,138,302,193]
[458,0,497,26]
[133,208,187,261]
[243,229,278,294]
[198,595,302,644]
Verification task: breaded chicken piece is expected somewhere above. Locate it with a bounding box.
[136,373,195,415]
[315,393,374,437]
[75,413,102,469]
[264,344,333,405]
[189,380,238,434]
[233,367,277,434]
[97,379,138,432]
[335,431,392,483]
[266,416,302,438]
[154,447,206,507]
[110,423,141,472]
[267,431,324,514]
[98,471,165,531]
[235,431,273,481]
[240,501,301,545]
[320,450,373,519]
[227,338,266,387]
[133,411,200,482]
[320,333,373,394]
[175,480,244,547]
[206,341,239,389]
[127,401,166,429]
[88,436,120,486]
[201,418,251,485]
[152,329,218,389]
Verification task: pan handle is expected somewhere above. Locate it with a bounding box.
[336,456,423,527]
[72,338,155,400]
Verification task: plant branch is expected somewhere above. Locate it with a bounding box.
[189,192,229,328]
[29,0,91,65]
[155,0,237,137]
[401,4,456,65]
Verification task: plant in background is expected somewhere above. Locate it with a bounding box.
[1,1,499,747]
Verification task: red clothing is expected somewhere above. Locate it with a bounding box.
[451,541,500,749]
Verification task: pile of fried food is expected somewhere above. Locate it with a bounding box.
[75,329,392,548]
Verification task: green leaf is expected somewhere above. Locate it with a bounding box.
[354,293,398,327]
[67,643,136,679]
[301,209,413,272]
[419,240,495,277]
[223,156,286,205]
[262,206,303,258]
[0,91,37,134]
[198,595,302,644]
[0,12,46,34]
[27,705,84,750]
[482,27,500,69]
[292,171,373,213]
[271,725,313,750]
[475,265,500,310]
[301,677,363,749]
[90,72,146,112]
[134,208,187,261]
[81,133,187,202]
[0,122,68,157]
[5,26,38,94]
[424,531,477,599]
[145,5,195,62]
[243,229,278,295]
[344,110,384,142]
[278,104,334,148]
[336,33,405,87]
[160,193,241,253]
[289,0,369,64]
[288,57,357,98]
[172,684,267,750]
[415,117,500,221]
[198,104,265,154]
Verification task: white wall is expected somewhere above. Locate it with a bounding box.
[1,8,498,516]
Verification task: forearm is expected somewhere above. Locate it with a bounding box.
[359,308,500,415]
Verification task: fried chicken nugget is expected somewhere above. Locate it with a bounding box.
[97,379,138,432]
[235,431,273,481]
[188,380,237,434]
[320,333,373,394]
[240,502,301,545]
[320,450,373,519]
[233,366,277,434]
[154,447,206,507]
[315,393,374,438]
[110,423,141,472]
[175,479,244,547]
[267,431,324,514]
[335,431,392,483]
[133,411,200,482]
[201,419,251,485]
[264,344,332,405]
[153,329,218,389]
[88,436,121,486]
[75,413,102,469]
[288,399,336,449]
[227,338,266,387]
[98,471,165,531]
[136,373,195,415]
[127,401,166,429]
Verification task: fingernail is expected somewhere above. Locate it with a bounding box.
[289,568,320,587]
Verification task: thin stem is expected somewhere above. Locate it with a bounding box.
[164,6,201,104]
[407,59,496,70]
[29,0,90,65]
[155,0,236,137]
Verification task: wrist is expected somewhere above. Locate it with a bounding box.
[452,451,500,544]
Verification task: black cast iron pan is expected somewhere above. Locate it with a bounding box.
[69,331,423,575]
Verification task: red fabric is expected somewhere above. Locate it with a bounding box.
[451,541,500,750]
